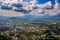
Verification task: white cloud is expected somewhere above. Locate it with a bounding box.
[44,1,52,7]
[54,0,59,9]
[35,1,52,9]
[0,9,26,17]
[45,9,60,16]
[0,0,60,16]
[22,0,37,10]
[54,3,59,9]
[29,9,44,16]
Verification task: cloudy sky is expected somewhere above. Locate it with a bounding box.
[0,0,60,17]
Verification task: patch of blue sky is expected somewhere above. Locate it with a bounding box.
[23,0,55,5]
[37,0,55,5]
[23,0,32,2]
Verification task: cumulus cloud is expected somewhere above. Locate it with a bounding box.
[29,9,45,16]
[22,0,37,10]
[0,9,26,16]
[44,1,52,7]
[54,0,60,9]
[45,9,60,16]
[0,0,60,16]
[29,1,54,16]
[36,1,52,9]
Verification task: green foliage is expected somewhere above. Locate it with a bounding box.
[0,34,12,40]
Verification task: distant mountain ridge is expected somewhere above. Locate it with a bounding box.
[0,15,60,20]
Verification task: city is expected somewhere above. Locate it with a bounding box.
[0,17,60,40]
[0,0,60,40]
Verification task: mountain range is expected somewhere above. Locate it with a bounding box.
[0,14,60,20]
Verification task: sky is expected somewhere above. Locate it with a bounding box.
[0,0,60,17]
[23,0,55,5]
[37,0,55,5]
